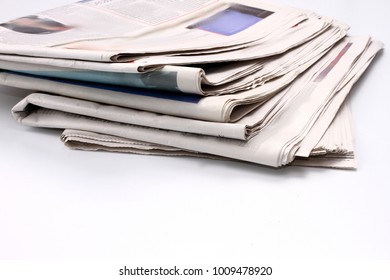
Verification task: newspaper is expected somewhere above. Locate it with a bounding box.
[0,0,316,63]
[61,130,213,159]
[134,16,341,68]
[0,19,346,95]
[10,37,382,167]
[6,34,358,141]
[59,100,357,169]
[0,26,349,124]
[292,100,356,169]
[0,46,325,123]
[9,37,380,140]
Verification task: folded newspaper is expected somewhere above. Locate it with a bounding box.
[59,99,357,169]
[0,17,347,96]
[0,0,328,62]
[0,20,346,97]
[0,0,384,169]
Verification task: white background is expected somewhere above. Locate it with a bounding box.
[0,0,389,270]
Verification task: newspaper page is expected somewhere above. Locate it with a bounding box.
[0,0,308,62]
[0,47,324,123]
[292,100,356,169]
[59,100,357,169]
[135,16,342,67]
[10,37,382,167]
[294,42,381,158]
[0,19,346,95]
[0,12,340,70]
[8,35,361,142]
[61,129,217,159]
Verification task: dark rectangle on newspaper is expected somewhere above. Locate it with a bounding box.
[6,71,202,104]
[188,4,273,36]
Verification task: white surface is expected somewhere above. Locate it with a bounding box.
[0,0,389,262]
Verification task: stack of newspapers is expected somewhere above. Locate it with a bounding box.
[0,0,383,168]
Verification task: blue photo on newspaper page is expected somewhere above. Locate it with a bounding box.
[188,4,273,36]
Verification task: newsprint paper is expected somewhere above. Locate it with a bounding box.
[11,37,382,168]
